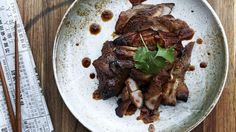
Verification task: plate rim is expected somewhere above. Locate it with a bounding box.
[52,0,229,131]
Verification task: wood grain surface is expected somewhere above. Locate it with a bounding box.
[16,0,235,131]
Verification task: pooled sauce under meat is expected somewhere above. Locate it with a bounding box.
[82,57,91,68]
[188,65,195,71]
[196,38,203,44]
[90,73,95,79]
[148,124,155,132]
[89,23,101,35]
[200,62,208,68]
[101,10,113,22]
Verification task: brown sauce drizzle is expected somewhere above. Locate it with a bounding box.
[188,65,195,71]
[89,23,101,35]
[90,73,95,79]
[82,57,91,68]
[148,124,155,132]
[93,89,102,100]
[101,10,113,22]
[196,38,203,44]
[200,62,208,68]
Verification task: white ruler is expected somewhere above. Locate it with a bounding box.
[0,0,53,132]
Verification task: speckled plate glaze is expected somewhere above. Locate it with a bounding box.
[53,0,228,131]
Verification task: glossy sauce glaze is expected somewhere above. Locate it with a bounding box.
[196,38,203,44]
[101,10,113,22]
[89,23,101,35]
[82,57,91,68]
[188,65,195,71]
[200,62,208,68]
[148,124,155,132]
[90,73,95,79]
[93,89,102,100]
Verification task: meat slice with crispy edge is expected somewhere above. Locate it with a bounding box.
[93,41,133,100]
[116,78,143,117]
[161,42,195,105]
[129,0,147,6]
[144,70,171,110]
[115,3,175,34]
[113,15,194,49]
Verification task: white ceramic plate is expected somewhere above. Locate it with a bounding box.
[53,0,228,131]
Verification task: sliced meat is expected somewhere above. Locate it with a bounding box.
[115,3,175,34]
[161,42,194,105]
[137,107,160,124]
[109,60,134,74]
[116,78,143,117]
[130,69,152,84]
[126,78,139,92]
[125,104,137,116]
[144,70,170,110]
[121,86,130,101]
[130,90,143,108]
[176,81,189,102]
[114,46,137,60]
[125,78,144,108]
[113,29,160,50]
[161,79,179,106]
[129,0,146,6]
[114,15,194,48]
[116,99,132,117]
[93,41,131,99]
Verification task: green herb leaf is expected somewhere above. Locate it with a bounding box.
[133,35,175,74]
[156,45,175,63]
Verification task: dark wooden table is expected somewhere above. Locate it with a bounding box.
[17,0,235,131]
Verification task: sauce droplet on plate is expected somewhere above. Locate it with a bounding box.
[82,57,91,68]
[101,10,113,22]
[90,73,95,79]
[188,65,195,71]
[200,62,207,68]
[89,23,101,35]
[93,89,102,100]
[148,124,155,132]
[196,38,203,44]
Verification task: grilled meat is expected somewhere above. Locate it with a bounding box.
[162,42,194,105]
[129,0,146,6]
[93,41,133,99]
[115,3,175,34]
[93,2,195,123]
[114,15,194,49]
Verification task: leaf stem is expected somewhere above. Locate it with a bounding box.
[139,34,148,51]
